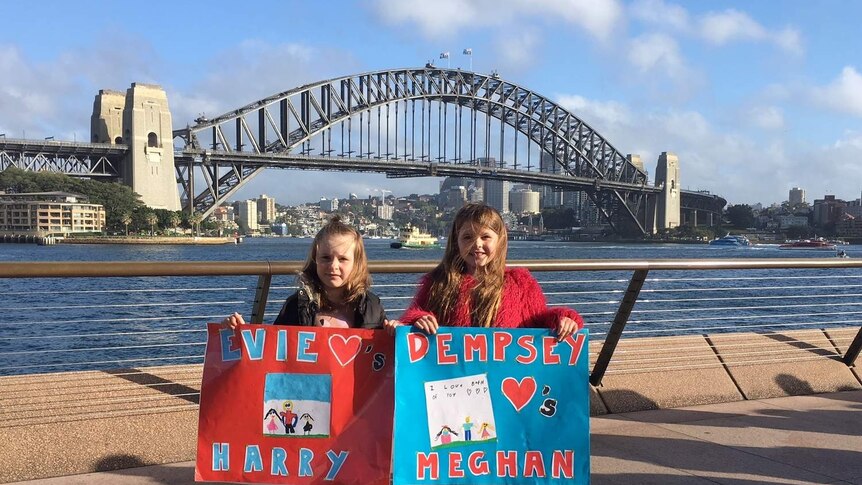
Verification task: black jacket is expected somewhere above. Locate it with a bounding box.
[273,287,387,329]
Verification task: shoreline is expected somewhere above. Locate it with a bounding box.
[59,236,239,245]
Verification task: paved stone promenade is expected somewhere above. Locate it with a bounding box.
[12,390,862,485]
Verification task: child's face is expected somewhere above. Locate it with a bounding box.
[315,233,357,291]
[457,223,500,273]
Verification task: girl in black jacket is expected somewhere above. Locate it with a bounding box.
[222,216,390,329]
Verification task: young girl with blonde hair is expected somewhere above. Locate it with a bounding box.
[223,216,388,329]
[397,203,581,338]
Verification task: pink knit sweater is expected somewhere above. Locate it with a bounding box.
[400,267,583,329]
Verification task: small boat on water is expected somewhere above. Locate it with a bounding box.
[779,239,837,251]
[390,225,439,249]
[708,234,751,247]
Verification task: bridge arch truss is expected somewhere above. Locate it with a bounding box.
[174,68,656,233]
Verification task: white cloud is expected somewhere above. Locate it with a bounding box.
[556,94,632,127]
[0,31,164,139]
[529,0,623,41]
[630,3,803,55]
[699,9,803,55]
[745,106,785,131]
[627,33,685,77]
[629,0,690,31]
[169,40,338,125]
[554,92,862,205]
[700,9,766,44]
[810,66,862,117]
[494,30,541,73]
[372,0,623,40]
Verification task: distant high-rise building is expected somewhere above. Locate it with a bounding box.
[812,195,846,228]
[484,179,510,213]
[510,187,540,214]
[441,186,468,210]
[376,204,394,220]
[235,199,259,233]
[627,154,645,173]
[256,194,276,223]
[789,187,806,206]
[319,198,338,212]
[540,153,564,208]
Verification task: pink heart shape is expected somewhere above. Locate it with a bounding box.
[501,377,536,412]
[328,334,362,367]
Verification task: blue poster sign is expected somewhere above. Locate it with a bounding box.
[393,327,590,484]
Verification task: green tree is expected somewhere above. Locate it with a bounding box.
[145,213,158,236]
[785,225,811,240]
[725,204,755,229]
[168,213,181,235]
[120,213,132,236]
[541,207,578,230]
[189,212,203,236]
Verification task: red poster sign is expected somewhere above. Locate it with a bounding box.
[195,324,394,484]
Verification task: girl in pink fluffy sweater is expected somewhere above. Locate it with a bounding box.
[394,203,582,340]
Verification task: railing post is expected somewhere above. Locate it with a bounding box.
[844,326,862,366]
[590,269,649,387]
[250,274,272,324]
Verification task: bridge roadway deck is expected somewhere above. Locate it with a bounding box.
[8,389,862,485]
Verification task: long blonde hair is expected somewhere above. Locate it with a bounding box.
[299,216,370,306]
[426,203,508,327]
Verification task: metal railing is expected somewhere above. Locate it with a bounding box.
[0,259,859,382]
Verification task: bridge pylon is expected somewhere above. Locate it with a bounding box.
[655,151,681,231]
[91,83,181,211]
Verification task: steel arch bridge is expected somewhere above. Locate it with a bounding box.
[173,67,659,234]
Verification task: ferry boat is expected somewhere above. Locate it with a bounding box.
[708,234,751,247]
[778,239,837,250]
[389,225,439,249]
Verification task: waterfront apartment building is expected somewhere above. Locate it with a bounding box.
[234,199,258,234]
[812,195,846,228]
[257,194,276,223]
[0,192,106,235]
[778,214,809,229]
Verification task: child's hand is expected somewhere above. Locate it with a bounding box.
[556,317,577,342]
[413,315,439,335]
[221,312,246,329]
[383,319,401,336]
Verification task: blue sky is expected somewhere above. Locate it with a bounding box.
[1,0,861,206]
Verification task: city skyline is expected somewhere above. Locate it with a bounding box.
[1,1,861,206]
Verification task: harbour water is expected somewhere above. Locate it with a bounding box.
[0,239,858,376]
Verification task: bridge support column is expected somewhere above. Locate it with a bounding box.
[93,84,181,211]
[655,152,680,231]
[123,84,181,211]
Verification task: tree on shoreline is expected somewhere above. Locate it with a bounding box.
[120,213,132,236]
[0,167,144,233]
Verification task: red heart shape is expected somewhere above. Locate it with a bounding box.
[501,377,536,412]
[328,334,362,367]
